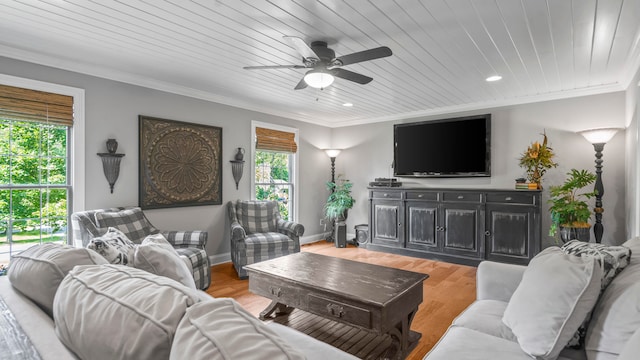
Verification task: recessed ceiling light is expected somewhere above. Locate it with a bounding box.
[486,75,502,82]
[342,103,353,107]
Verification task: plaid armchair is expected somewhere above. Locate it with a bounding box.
[70,207,211,290]
[227,200,304,279]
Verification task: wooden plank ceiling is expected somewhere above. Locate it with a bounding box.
[0,0,638,127]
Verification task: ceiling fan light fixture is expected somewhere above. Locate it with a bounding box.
[304,70,334,88]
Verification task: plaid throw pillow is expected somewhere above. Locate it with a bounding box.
[94,207,153,243]
[236,201,278,234]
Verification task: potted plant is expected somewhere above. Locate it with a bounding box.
[548,169,597,243]
[325,175,355,222]
[518,131,558,189]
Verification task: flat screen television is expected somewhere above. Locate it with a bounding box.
[394,114,491,177]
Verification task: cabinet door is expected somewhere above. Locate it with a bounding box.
[486,204,538,265]
[370,199,403,247]
[406,201,439,251]
[440,203,484,259]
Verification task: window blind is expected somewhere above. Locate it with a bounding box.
[0,84,74,126]
[255,127,298,153]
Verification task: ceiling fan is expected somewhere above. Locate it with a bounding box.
[243,36,392,90]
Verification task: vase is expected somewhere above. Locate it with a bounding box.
[559,226,591,243]
[106,139,118,154]
[234,147,245,161]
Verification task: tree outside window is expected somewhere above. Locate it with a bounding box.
[255,151,292,220]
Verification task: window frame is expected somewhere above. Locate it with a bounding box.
[251,121,299,222]
[0,74,85,244]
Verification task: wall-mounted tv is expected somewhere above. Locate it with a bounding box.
[394,114,491,177]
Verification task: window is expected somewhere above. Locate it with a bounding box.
[251,122,299,221]
[0,77,84,265]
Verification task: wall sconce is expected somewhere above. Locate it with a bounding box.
[97,139,125,193]
[578,127,622,243]
[230,147,245,190]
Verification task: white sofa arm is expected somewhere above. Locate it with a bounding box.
[476,261,526,302]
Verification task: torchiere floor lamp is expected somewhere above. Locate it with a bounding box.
[578,128,621,243]
[324,149,341,242]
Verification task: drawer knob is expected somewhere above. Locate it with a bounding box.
[457,195,464,199]
[269,286,282,297]
[485,230,491,236]
[384,193,389,197]
[505,197,512,201]
[418,194,424,198]
[326,303,344,318]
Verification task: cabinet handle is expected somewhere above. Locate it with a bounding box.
[384,193,389,197]
[505,197,512,201]
[418,194,423,198]
[457,195,464,199]
[269,286,282,297]
[326,303,344,318]
[485,231,491,236]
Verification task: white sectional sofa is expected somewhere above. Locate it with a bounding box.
[0,243,357,360]
[425,237,640,360]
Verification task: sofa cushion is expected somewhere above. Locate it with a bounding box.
[94,207,153,243]
[618,327,640,360]
[7,243,107,316]
[53,264,201,360]
[133,233,196,289]
[86,227,136,265]
[585,256,640,357]
[235,201,278,234]
[170,298,305,360]
[452,300,517,342]
[425,326,532,360]
[502,246,602,360]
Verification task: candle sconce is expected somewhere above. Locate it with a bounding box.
[97,139,125,193]
[230,147,245,190]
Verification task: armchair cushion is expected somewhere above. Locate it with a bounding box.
[244,233,296,262]
[94,207,154,243]
[236,201,278,234]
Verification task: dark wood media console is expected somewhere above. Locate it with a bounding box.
[366,187,542,266]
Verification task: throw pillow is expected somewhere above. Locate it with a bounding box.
[170,298,305,360]
[133,233,197,290]
[235,201,278,234]
[86,227,136,265]
[54,264,201,360]
[7,243,108,316]
[502,246,603,360]
[561,240,631,289]
[94,207,153,243]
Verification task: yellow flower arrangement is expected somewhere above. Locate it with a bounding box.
[518,131,558,189]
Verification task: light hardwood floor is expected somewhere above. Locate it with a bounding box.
[206,241,477,360]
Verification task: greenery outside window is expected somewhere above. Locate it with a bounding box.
[251,122,299,222]
[0,81,77,264]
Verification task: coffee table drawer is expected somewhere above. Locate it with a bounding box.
[251,280,300,305]
[308,294,371,329]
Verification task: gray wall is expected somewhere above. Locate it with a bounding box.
[625,66,640,238]
[332,92,627,247]
[0,56,332,261]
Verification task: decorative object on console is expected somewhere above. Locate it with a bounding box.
[548,169,597,243]
[230,147,245,190]
[578,127,622,243]
[97,139,125,193]
[518,131,558,189]
[139,115,222,209]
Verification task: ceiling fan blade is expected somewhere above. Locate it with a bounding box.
[284,36,319,61]
[331,68,373,84]
[294,77,308,90]
[334,46,392,66]
[243,65,306,70]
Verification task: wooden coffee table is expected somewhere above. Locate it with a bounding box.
[245,252,428,359]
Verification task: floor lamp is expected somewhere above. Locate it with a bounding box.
[324,149,341,242]
[578,128,620,243]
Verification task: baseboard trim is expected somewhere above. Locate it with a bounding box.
[300,233,326,245]
[209,253,231,266]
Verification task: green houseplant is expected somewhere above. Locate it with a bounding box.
[548,169,597,242]
[325,175,355,222]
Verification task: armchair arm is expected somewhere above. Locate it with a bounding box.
[277,219,305,238]
[161,231,207,249]
[230,222,246,242]
[476,261,526,302]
